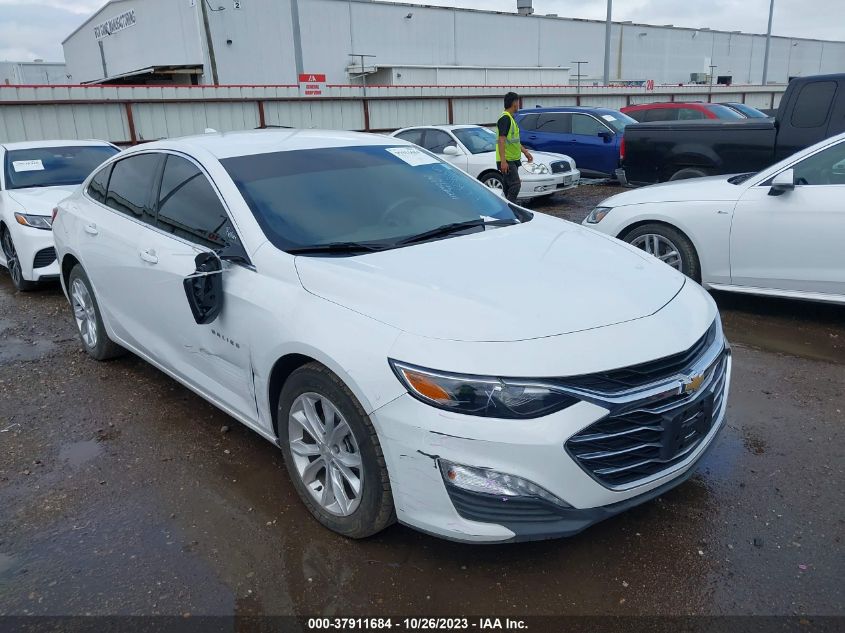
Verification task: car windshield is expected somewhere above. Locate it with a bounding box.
[222,145,522,253]
[705,104,746,120]
[452,127,497,154]
[597,112,636,133]
[4,145,118,190]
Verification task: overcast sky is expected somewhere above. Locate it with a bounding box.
[0,0,841,62]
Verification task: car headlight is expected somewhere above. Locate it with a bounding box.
[389,360,579,419]
[523,162,549,175]
[585,206,612,224]
[14,212,53,231]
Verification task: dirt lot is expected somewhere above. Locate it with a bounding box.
[1,182,843,620]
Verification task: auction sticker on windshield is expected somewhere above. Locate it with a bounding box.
[12,160,45,172]
[386,146,438,166]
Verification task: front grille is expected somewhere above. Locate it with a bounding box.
[550,160,572,174]
[566,353,728,488]
[32,247,57,269]
[561,321,718,394]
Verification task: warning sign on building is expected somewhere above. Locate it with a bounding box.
[298,73,327,97]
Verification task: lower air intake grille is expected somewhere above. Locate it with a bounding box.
[566,353,728,488]
[32,247,57,269]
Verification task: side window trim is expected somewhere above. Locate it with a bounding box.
[151,150,253,266]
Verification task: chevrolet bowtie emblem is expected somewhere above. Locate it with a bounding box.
[683,373,705,394]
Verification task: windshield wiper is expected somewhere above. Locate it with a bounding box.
[286,241,389,255]
[395,218,518,246]
[727,173,756,185]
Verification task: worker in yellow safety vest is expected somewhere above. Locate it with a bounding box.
[496,91,533,202]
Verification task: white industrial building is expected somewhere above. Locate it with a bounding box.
[0,61,69,85]
[62,0,844,87]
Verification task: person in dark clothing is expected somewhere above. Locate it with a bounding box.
[496,91,533,202]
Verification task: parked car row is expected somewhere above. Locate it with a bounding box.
[2,127,733,544]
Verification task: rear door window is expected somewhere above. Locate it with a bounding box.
[156,155,242,251]
[644,108,677,122]
[535,112,572,134]
[678,108,706,120]
[87,164,112,204]
[394,129,424,146]
[104,154,162,225]
[517,114,539,131]
[791,81,837,129]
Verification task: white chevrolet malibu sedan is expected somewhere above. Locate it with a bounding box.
[0,140,118,290]
[53,129,731,543]
[390,125,580,199]
[585,132,845,305]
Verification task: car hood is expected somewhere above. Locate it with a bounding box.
[295,214,685,342]
[6,185,79,213]
[603,174,745,207]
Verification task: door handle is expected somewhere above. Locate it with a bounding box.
[139,249,158,264]
[527,134,538,139]
[84,223,98,235]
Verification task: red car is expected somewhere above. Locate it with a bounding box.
[621,102,746,123]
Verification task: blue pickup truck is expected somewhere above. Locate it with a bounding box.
[514,107,636,179]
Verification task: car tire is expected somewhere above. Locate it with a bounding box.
[480,170,505,192]
[67,264,125,361]
[278,362,395,539]
[1,227,38,292]
[622,223,701,282]
[669,167,710,181]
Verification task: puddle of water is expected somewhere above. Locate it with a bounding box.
[58,439,103,467]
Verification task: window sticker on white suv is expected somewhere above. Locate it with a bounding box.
[385,146,438,167]
[12,160,45,172]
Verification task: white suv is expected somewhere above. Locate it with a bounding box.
[53,129,731,543]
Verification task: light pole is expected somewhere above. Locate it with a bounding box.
[602,0,612,85]
[709,64,717,98]
[761,0,775,84]
[571,61,588,95]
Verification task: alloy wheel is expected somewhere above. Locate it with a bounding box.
[288,392,363,516]
[1,230,23,287]
[630,233,683,271]
[70,278,98,348]
[484,176,504,190]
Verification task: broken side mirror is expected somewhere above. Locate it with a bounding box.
[768,168,795,196]
[183,251,223,325]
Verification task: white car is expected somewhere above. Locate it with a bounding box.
[53,129,730,543]
[0,140,118,291]
[390,125,580,198]
[585,132,845,305]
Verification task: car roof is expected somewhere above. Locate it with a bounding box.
[516,106,620,115]
[1,139,114,151]
[623,102,711,109]
[393,124,485,133]
[136,128,409,160]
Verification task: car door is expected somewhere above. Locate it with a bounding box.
[133,153,258,419]
[525,112,573,156]
[128,153,257,419]
[570,113,615,175]
[730,138,845,296]
[80,153,163,348]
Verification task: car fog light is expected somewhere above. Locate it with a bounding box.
[439,459,570,507]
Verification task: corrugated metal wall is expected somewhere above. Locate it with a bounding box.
[0,84,786,144]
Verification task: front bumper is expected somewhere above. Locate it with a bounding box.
[7,225,59,282]
[374,346,731,543]
[517,169,580,198]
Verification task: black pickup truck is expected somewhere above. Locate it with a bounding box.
[620,74,845,185]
